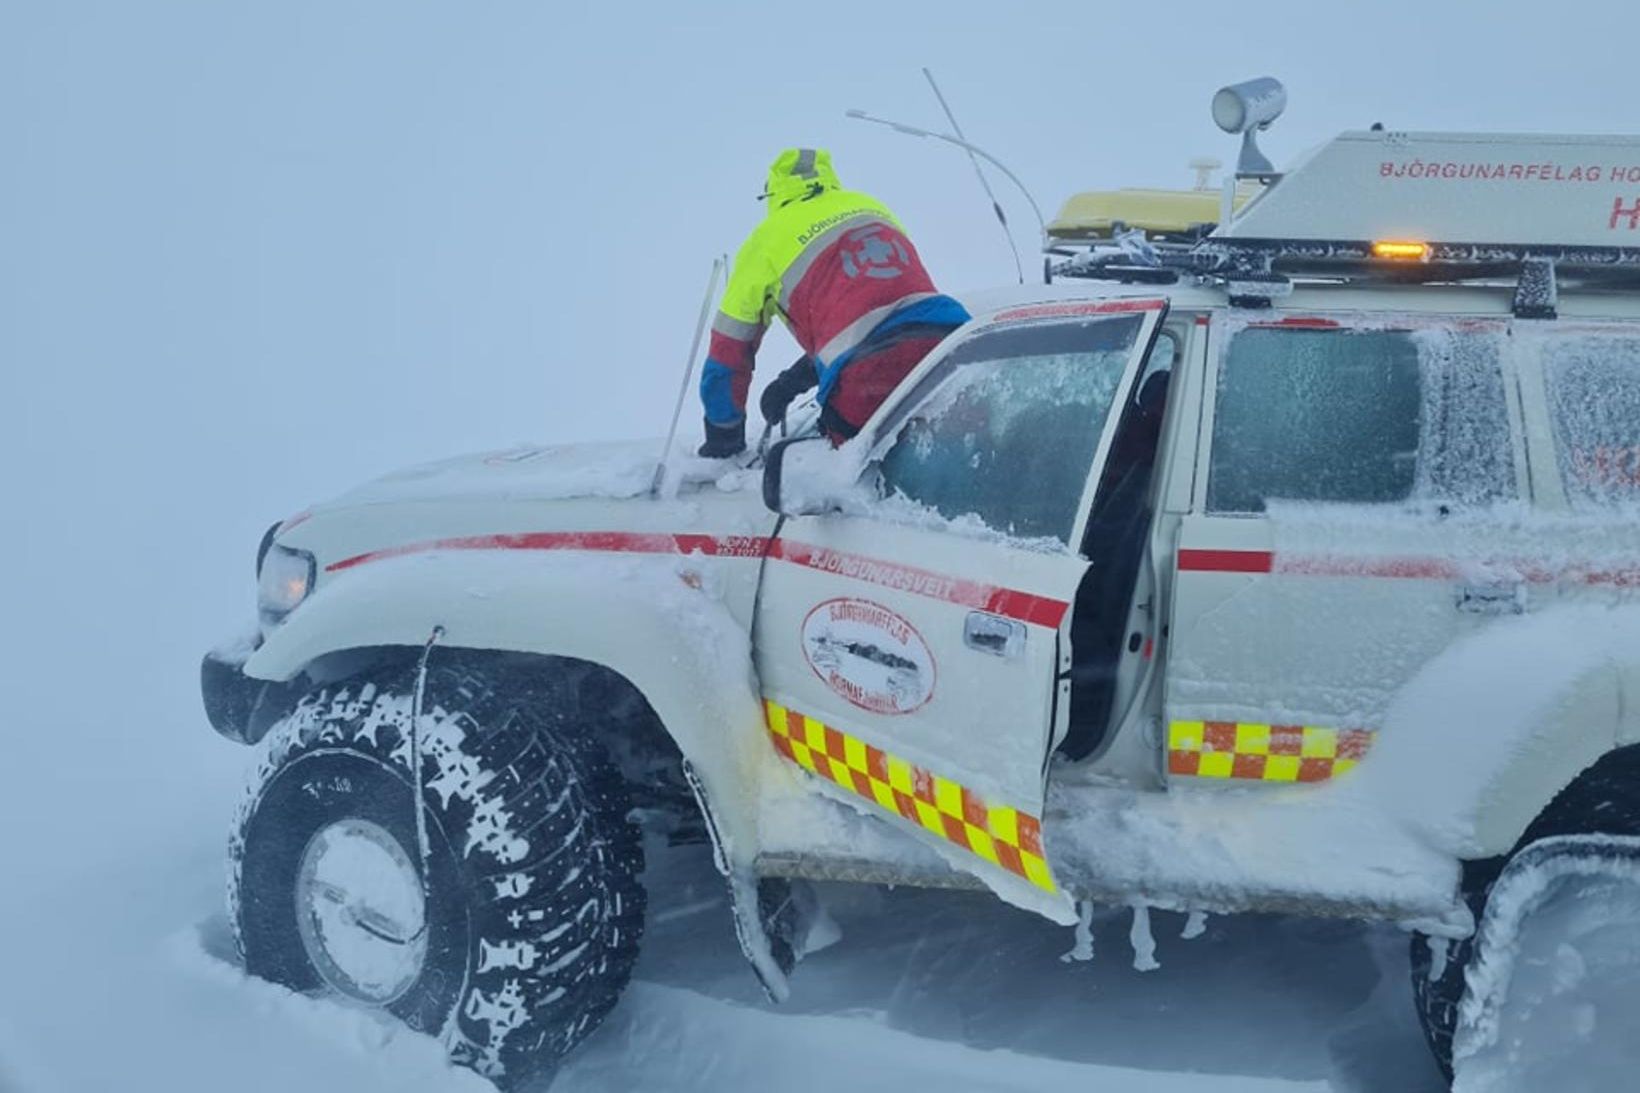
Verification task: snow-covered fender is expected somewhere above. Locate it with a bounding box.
[1364,605,1640,862]
[243,548,794,995]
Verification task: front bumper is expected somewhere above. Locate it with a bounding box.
[200,645,306,746]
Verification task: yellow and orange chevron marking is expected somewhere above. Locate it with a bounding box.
[763,700,1054,892]
[1168,720,1374,782]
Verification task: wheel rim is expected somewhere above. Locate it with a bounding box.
[294,818,429,1004]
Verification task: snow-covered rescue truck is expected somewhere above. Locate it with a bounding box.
[201,85,1640,1087]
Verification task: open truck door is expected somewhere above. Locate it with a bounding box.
[754,299,1170,921]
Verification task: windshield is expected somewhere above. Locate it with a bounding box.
[874,314,1144,545]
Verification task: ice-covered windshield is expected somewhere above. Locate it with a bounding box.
[875,314,1143,545]
[1541,332,1640,507]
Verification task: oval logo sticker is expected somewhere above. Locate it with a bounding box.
[801,598,936,715]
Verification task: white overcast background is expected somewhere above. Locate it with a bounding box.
[2,2,1635,1089]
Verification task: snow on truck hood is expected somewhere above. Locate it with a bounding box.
[321,439,757,510]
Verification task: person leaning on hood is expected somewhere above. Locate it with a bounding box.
[697,147,970,457]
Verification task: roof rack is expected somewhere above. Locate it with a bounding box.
[1047,124,1640,318]
[1052,237,1640,313]
[1041,191,1235,293]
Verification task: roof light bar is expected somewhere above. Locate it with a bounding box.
[1371,240,1431,261]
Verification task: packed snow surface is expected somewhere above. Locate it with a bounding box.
[0,829,1454,1093]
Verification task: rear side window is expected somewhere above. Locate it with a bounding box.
[876,314,1144,544]
[1542,334,1640,507]
[1207,325,1514,513]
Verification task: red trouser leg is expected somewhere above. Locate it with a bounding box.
[824,334,948,442]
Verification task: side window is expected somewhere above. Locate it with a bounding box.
[1206,325,1513,514]
[1541,333,1640,507]
[875,314,1144,545]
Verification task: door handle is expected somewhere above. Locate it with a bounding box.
[1456,581,1525,615]
[965,612,1025,657]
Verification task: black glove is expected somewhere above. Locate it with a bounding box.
[759,355,819,427]
[697,417,746,459]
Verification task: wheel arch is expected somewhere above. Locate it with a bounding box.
[1409,742,1640,1082]
[1395,610,1640,1080]
[1464,664,1622,858]
[1373,606,1640,862]
[1452,740,1640,905]
[1515,741,1640,847]
[241,551,773,863]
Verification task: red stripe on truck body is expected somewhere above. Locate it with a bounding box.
[325,531,1071,629]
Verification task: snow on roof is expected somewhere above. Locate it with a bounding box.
[1221,130,1640,249]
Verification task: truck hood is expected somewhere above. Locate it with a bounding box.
[320,439,756,511]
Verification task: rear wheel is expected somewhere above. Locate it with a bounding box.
[1411,750,1640,1083]
[1453,845,1640,1089]
[230,666,645,1087]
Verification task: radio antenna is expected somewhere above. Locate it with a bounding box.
[651,254,726,498]
[922,67,1023,284]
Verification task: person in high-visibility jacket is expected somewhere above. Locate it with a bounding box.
[698,147,970,457]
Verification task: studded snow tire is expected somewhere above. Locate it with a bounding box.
[229,664,646,1088]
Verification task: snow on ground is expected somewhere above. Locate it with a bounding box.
[0,749,1449,1093]
[555,845,1446,1093]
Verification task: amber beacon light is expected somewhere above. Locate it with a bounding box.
[1372,240,1432,260]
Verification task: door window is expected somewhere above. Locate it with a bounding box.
[875,314,1146,545]
[1206,325,1514,513]
[1541,333,1640,507]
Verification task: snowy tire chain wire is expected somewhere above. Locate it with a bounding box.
[228,663,646,1087]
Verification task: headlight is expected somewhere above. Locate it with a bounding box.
[258,542,316,623]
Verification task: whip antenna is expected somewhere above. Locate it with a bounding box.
[845,108,1048,278]
[923,67,1023,284]
[652,254,726,498]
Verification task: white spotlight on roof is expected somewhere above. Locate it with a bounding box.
[1212,77,1286,179]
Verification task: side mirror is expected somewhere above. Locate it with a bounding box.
[762,437,852,516]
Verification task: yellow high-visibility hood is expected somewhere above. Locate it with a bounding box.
[765,147,841,208]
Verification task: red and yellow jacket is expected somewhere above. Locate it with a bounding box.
[701,148,968,426]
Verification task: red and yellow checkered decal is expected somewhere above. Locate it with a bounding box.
[1168,720,1374,782]
[763,700,1054,892]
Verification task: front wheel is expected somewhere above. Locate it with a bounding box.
[229,667,645,1087]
